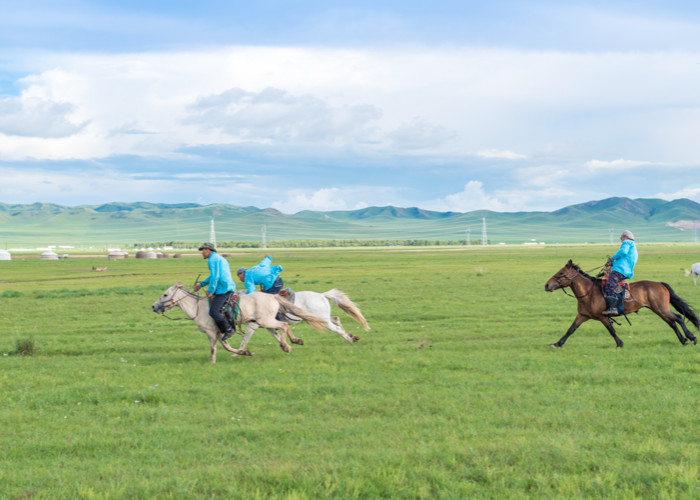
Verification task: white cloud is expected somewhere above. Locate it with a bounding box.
[184,87,382,144]
[653,187,700,203]
[585,158,655,170]
[428,181,509,212]
[387,117,455,150]
[476,149,526,160]
[2,46,699,164]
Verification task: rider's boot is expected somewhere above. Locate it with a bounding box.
[216,319,235,341]
[602,295,619,316]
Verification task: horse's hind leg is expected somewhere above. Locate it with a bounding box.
[602,319,624,348]
[654,308,689,345]
[323,316,357,343]
[679,317,698,344]
[265,325,292,353]
[285,326,304,346]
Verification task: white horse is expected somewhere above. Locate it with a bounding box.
[152,282,327,363]
[279,288,370,343]
[685,263,700,285]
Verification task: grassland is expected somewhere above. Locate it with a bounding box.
[1,244,699,499]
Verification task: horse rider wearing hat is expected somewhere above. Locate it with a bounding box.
[237,255,284,295]
[602,230,638,316]
[193,242,237,341]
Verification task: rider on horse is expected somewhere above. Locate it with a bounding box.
[193,242,237,341]
[602,230,638,316]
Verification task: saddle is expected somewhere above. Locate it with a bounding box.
[602,266,632,315]
[220,292,241,329]
[279,287,295,303]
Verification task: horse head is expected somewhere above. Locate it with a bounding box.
[152,282,184,314]
[545,260,577,292]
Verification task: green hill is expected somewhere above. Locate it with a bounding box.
[1,197,699,248]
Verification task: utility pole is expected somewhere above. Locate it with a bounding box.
[261,224,267,249]
[481,217,488,246]
[209,217,216,247]
[609,227,614,245]
[466,226,471,246]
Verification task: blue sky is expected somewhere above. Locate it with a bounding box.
[1,1,700,213]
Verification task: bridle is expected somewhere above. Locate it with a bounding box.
[552,266,597,299]
[156,286,200,321]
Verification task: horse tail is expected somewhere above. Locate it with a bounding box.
[662,282,700,329]
[322,289,371,331]
[274,296,327,332]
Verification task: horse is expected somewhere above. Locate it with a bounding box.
[684,263,700,285]
[279,288,370,343]
[152,282,327,363]
[545,260,699,348]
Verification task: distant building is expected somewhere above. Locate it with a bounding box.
[40,250,59,260]
[108,251,128,260]
[0,250,11,261]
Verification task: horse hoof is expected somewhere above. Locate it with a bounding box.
[549,344,560,349]
[292,339,304,345]
[281,345,291,353]
[352,335,360,342]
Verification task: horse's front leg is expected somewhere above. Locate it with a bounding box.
[208,331,217,363]
[551,314,587,348]
[219,323,254,356]
[601,318,624,348]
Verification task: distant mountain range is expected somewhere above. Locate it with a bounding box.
[1,197,700,248]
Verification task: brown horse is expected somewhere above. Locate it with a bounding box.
[545,260,699,348]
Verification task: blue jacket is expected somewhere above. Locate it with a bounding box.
[200,252,236,294]
[611,239,638,279]
[244,256,283,293]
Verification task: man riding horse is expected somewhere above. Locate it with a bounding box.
[602,230,638,316]
[193,242,237,341]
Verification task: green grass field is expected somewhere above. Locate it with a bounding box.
[1,245,699,499]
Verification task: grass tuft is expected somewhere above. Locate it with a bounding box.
[14,337,37,356]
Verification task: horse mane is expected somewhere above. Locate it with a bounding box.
[570,262,604,284]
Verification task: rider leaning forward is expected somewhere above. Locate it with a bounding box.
[193,242,237,341]
[602,230,638,316]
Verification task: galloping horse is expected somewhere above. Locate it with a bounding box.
[545,260,699,348]
[279,288,370,343]
[152,282,327,363]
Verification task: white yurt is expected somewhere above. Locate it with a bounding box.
[40,250,59,260]
[108,251,128,260]
[145,252,158,259]
[0,250,11,261]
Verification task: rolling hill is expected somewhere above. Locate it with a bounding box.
[1,197,700,248]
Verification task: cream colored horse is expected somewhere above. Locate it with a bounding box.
[152,282,326,363]
[279,288,370,343]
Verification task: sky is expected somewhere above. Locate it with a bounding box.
[1,0,700,214]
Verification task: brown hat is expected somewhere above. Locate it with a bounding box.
[198,242,216,251]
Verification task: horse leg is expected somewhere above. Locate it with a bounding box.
[650,305,689,345]
[550,314,587,348]
[266,326,291,353]
[675,314,697,344]
[284,325,305,346]
[230,322,257,354]
[208,331,218,363]
[601,318,624,348]
[327,316,358,343]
